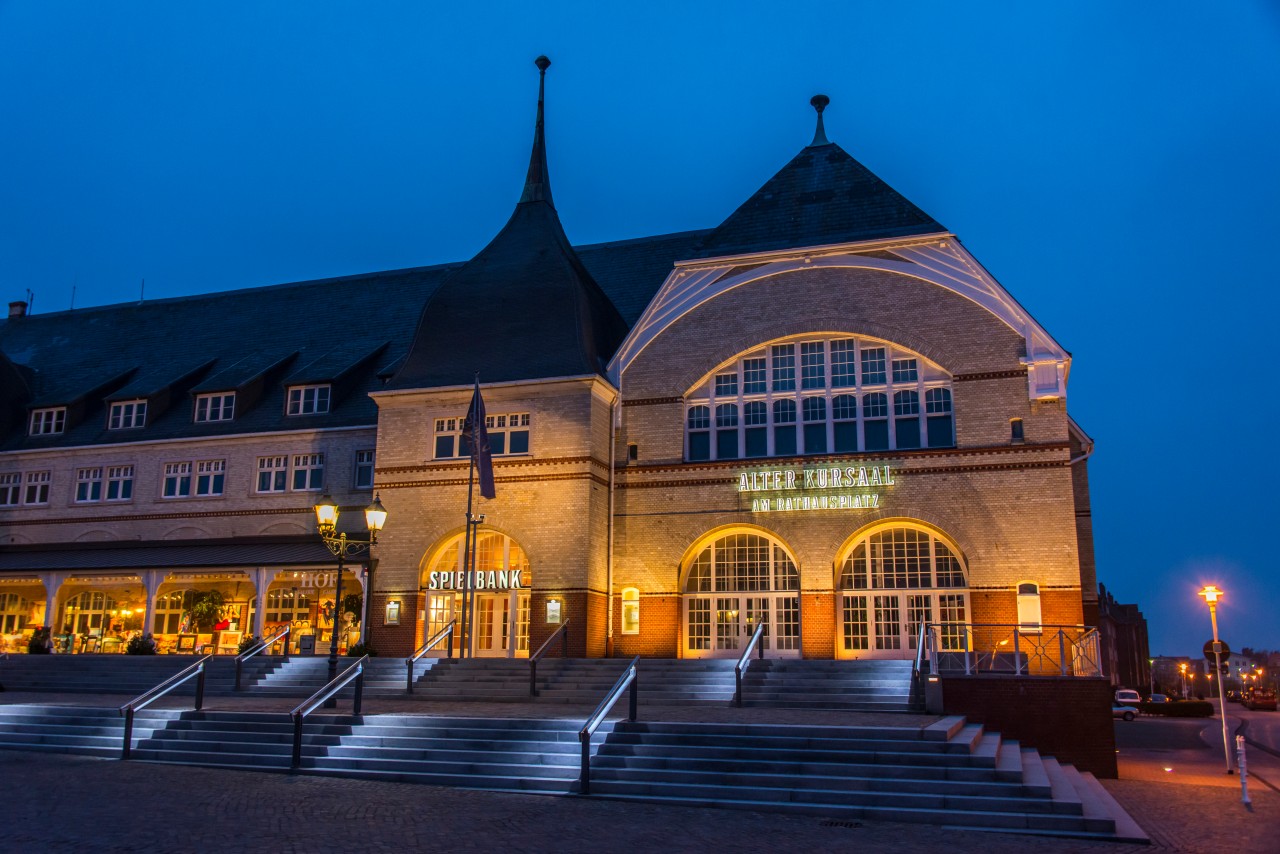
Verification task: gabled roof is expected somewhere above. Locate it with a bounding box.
[388,57,629,391]
[693,97,946,260]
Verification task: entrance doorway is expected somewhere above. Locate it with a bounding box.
[422,531,531,658]
[682,531,801,659]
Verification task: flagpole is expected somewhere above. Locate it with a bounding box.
[462,445,475,658]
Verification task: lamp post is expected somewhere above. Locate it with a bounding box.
[1179,662,1188,699]
[1199,585,1233,774]
[314,494,387,704]
[1148,658,1156,696]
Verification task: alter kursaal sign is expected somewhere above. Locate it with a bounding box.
[739,464,897,513]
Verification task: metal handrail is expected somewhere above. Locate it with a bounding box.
[290,655,369,768]
[578,656,638,795]
[406,619,455,693]
[529,619,570,697]
[119,654,212,760]
[733,621,767,707]
[235,625,292,690]
[912,621,927,679]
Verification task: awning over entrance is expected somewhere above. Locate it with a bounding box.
[0,536,337,573]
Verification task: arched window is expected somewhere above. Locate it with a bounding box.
[686,335,953,461]
[682,531,800,658]
[836,525,969,658]
[424,532,531,657]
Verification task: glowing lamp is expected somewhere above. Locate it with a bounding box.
[1198,585,1223,605]
[364,494,387,535]
[314,495,339,533]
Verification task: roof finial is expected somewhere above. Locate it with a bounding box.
[520,56,554,205]
[809,94,831,147]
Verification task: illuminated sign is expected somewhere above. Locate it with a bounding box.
[738,464,896,513]
[427,570,524,591]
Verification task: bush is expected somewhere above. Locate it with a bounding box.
[125,634,157,655]
[238,636,261,654]
[1139,700,1213,717]
[346,643,376,657]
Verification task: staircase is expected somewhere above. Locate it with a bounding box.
[128,710,355,770]
[0,703,175,756]
[739,659,919,711]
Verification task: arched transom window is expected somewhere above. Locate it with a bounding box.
[682,532,800,657]
[685,335,954,462]
[836,525,969,658]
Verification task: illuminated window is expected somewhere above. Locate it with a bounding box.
[433,413,531,459]
[685,336,954,461]
[621,587,640,635]
[682,531,800,655]
[0,592,33,634]
[194,392,235,422]
[108,400,147,430]
[287,384,330,416]
[29,407,66,436]
[1017,582,1042,632]
[265,589,312,623]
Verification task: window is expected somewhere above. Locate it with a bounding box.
[163,462,192,498]
[108,400,147,430]
[194,392,235,422]
[195,460,225,496]
[265,589,312,623]
[29,407,65,436]
[0,473,22,506]
[75,468,103,503]
[256,456,288,493]
[287,384,331,416]
[354,450,375,489]
[684,335,954,461]
[1010,417,1025,443]
[0,592,33,634]
[621,587,640,635]
[106,465,134,501]
[434,413,531,459]
[682,531,801,655]
[1017,582,1042,632]
[24,471,50,505]
[291,454,324,491]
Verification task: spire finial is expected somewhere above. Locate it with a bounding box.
[809,94,831,147]
[520,56,554,205]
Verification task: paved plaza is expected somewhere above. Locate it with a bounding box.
[2,711,1279,853]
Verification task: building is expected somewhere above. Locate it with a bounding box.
[0,60,1097,663]
[1097,583,1149,689]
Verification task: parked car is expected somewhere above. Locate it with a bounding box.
[1148,693,1170,703]
[1115,689,1141,704]
[1112,704,1139,721]
[1244,689,1277,711]
[1228,690,1243,703]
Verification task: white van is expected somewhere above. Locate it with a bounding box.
[1115,689,1141,704]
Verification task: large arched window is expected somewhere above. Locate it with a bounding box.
[686,335,954,461]
[423,532,531,657]
[836,525,969,658]
[682,531,800,658]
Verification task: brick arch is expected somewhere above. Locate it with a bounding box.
[417,526,532,587]
[74,529,115,542]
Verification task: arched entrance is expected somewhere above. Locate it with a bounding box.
[681,530,800,659]
[422,531,531,658]
[836,523,970,659]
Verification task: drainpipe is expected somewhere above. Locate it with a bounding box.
[1068,439,1095,466]
[606,393,618,657]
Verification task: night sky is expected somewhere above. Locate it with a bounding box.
[2,3,1277,656]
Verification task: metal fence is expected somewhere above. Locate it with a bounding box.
[923,623,1102,677]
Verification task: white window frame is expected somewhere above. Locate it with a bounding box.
[433,413,531,460]
[195,459,225,497]
[354,450,375,490]
[621,587,640,635]
[162,462,193,498]
[291,453,324,491]
[194,392,236,423]
[23,471,50,505]
[256,456,288,493]
[29,407,66,436]
[0,472,21,506]
[685,335,954,462]
[106,465,134,502]
[75,467,104,503]
[287,384,331,416]
[108,399,147,430]
[1017,581,1043,633]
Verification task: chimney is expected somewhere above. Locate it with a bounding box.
[8,301,27,318]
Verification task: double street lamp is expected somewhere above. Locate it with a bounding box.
[314,494,388,698]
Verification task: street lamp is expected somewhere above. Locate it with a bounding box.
[1179,662,1188,699]
[1198,585,1233,774]
[314,494,388,702]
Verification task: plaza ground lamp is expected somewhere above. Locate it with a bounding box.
[314,494,387,701]
[1198,585,1232,773]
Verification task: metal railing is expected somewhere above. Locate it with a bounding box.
[921,623,1103,677]
[290,654,368,768]
[578,656,638,795]
[529,619,570,697]
[912,621,927,680]
[119,654,211,760]
[733,621,767,707]
[406,619,455,693]
[235,625,292,691]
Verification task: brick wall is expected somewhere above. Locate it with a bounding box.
[941,675,1117,777]
[611,593,680,658]
[801,592,835,659]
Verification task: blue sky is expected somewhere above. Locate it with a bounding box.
[2,2,1277,655]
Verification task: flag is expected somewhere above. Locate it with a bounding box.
[461,378,496,499]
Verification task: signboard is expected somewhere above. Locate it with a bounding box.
[427,569,525,591]
[1203,639,1231,661]
[738,463,897,513]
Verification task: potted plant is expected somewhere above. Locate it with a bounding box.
[183,590,227,632]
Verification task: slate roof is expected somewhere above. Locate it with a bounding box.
[691,138,946,260]
[388,58,630,390]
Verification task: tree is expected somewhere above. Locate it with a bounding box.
[183,590,226,631]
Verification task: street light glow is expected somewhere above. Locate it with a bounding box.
[1198,585,1224,605]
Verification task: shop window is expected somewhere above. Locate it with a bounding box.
[1017,582,1042,632]
[0,593,33,634]
[621,587,640,635]
[685,335,954,462]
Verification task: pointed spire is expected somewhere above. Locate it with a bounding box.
[809,94,831,147]
[519,55,554,205]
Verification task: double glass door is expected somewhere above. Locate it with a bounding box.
[840,591,969,659]
[684,594,800,658]
[429,591,529,658]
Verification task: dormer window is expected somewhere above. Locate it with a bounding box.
[194,392,235,423]
[29,407,66,436]
[108,400,147,430]
[287,384,330,416]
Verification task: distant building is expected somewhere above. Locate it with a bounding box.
[1151,655,1194,697]
[1097,584,1149,689]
